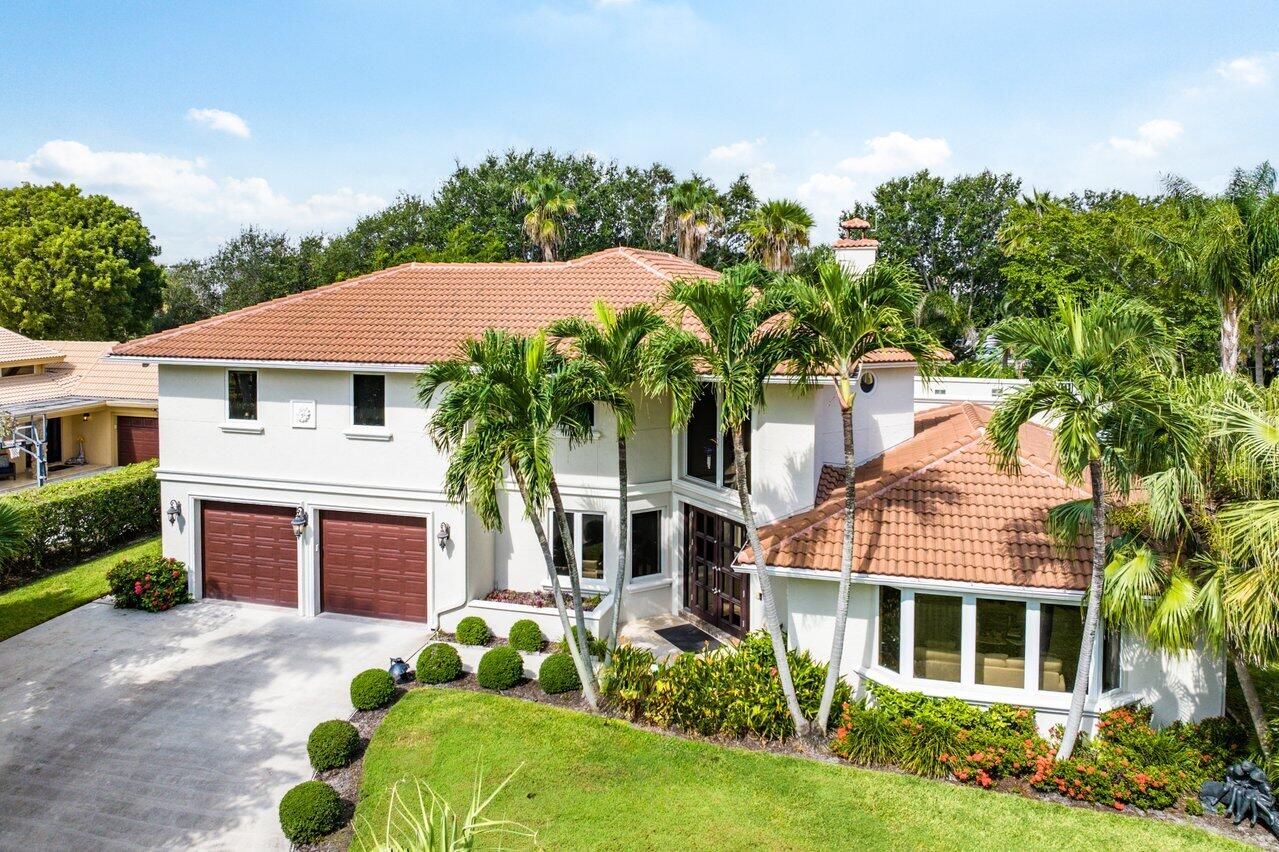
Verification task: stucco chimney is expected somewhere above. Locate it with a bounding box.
[834,216,878,275]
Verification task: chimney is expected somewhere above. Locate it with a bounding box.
[834,216,878,274]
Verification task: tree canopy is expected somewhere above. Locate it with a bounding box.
[0,183,162,340]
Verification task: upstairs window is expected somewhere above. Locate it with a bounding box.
[683,384,750,492]
[353,374,385,427]
[228,370,258,420]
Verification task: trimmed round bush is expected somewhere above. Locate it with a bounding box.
[278,780,343,844]
[507,619,545,652]
[307,719,360,772]
[476,646,523,690]
[539,651,582,695]
[350,668,396,710]
[416,642,463,684]
[455,615,492,646]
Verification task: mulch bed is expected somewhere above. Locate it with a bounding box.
[299,673,1278,851]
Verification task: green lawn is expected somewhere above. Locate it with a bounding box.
[356,689,1238,851]
[0,537,161,641]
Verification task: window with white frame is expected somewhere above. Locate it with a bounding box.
[228,370,258,420]
[551,511,605,581]
[629,510,662,579]
[353,374,385,426]
[683,385,750,491]
[877,587,1120,694]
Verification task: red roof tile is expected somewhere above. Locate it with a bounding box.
[832,238,880,248]
[840,217,871,229]
[739,403,1092,591]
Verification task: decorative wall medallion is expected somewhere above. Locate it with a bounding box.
[291,400,317,429]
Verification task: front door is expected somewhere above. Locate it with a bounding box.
[684,505,750,638]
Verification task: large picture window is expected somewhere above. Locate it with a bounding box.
[683,383,750,491]
[913,594,962,682]
[228,370,258,420]
[630,510,662,579]
[878,587,901,672]
[976,599,1026,688]
[353,374,385,426]
[1039,603,1083,692]
[551,511,605,581]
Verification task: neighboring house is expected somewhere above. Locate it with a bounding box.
[110,244,1223,733]
[0,329,158,489]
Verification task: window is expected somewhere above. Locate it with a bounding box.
[552,511,606,581]
[878,587,901,672]
[913,594,962,682]
[684,383,750,491]
[859,370,876,394]
[630,510,662,579]
[1,365,34,378]
[976,599,1026,688]
[228,370,258,420]
[1039,603,1083,692]
[1102,627,1121,692]
[353,374,385,427]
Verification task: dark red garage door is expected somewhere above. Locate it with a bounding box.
[201,502,298,607]
[117,416,159,464]
[321,511,427,621]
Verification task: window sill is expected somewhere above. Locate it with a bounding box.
[628,575,671,592]
[219,421,264,434]
[343,426,393,441]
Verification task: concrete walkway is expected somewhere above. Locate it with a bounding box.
[0,598,430,851]
[618,612,736,659]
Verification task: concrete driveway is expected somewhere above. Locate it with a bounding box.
[0,599,430,851]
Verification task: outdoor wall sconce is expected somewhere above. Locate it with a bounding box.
[82,412,91,422]
[436,522,451,550]
[166,500,182,526]
[291,507,308,539]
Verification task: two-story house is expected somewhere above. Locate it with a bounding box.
[111,241,1224,733]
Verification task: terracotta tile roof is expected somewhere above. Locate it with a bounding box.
[739,402,1092,591]
[113,248,721,365]
[0,329,63,368]
[0,339,156,412]
[832,238,880,248]
[840,217,871,229]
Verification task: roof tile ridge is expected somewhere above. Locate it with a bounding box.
[612,246,677,280]
[855,431,986,508]
[115,263,414,352]
[1012,449,1090,498]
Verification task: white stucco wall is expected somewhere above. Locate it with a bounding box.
[814,366,918,475]
[914,375,1029,412]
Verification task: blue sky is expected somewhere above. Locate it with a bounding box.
[1,0,1275,260]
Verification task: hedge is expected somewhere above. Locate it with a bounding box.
[0,460,160,589]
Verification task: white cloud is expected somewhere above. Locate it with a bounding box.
[186,107,251,139]
[838,131,951,174]
[795,172,860,235]
[1108,118,1183,158]
[706,138,763,163]
[1217,55,1272,86]
[0,139,385,258]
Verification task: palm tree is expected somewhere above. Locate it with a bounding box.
[1101,373,1279,754]
[1145,165,1279,375]
[644,263,812,736]
[663,177,724,263]
[418,330,604,705]
[512,175,578,261]
[548,301,664,661]
[740,200,814,272]
[986,296,1190,759]
[783,259,941,732]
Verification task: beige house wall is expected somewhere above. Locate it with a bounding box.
[53,405,157,467]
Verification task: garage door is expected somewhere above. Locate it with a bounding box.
[117,416,159,464]
[321,511,427,621]
[200,502,298,607]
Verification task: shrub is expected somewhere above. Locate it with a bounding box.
[507,619,544,652]
[106,554,192,612]
[559,625,607,658]
[897,715,961,778]
[0,460,159,589]
[350,668,396,710]
[455,616,491,646]
[278,780,343,844]
[307,720,360,772]
[539,652,581,694]
[601,644,657,719]
[476,646,523,690]
[831,701,904,767]
[416,643,463,684]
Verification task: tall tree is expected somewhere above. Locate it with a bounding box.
[987,296,1189,759]
[549,302,663,661]
[740,200,814,272]
[663,177,724,262]
[783,259,940,731]
[513,175,579,261]
[0,183,162,339]
[1223,164,1279,384]
[418,330,606,705]
[644,264,811,735]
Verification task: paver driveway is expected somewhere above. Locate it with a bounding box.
[0,598,429,851]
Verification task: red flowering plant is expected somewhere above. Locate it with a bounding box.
[107,555,192,612]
